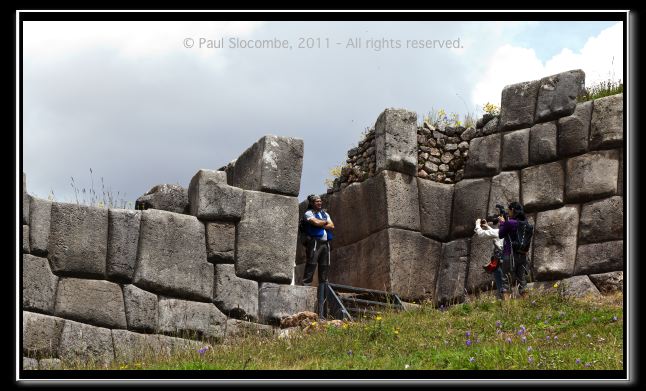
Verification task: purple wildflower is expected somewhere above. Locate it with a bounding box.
[469,357,475,363]
[520,325,527,333]
[496,329,502,335]
[546,335,551,341]
[347,350,353,356]
[528,356,534,364]
[466,339,472,347]
[198,346,209,355]
[543,320,549,325]
[585,362,591,368]
[575,358,581,365]
[496,320,502,328]
[466,330,471,338]
[521,336,527,343]
[527,346,533,352]
[506,337,512,344]
[612,316,618,322]
[554,335,558,341]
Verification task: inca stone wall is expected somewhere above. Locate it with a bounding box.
[21,135,317,369]
[296,69,624,306]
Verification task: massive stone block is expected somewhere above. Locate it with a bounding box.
[224,319,275,340]
[107,208,141,282]
[557,101,592,157]
[39,358,62,370]
[228,135,304,196]
[54,278,127,329]
[499,79,540,131]
[154,334,204,357]
[501,128,530,170]
[111,329,161,364]
[463,134,501,178]
[48,202,109,278]
[588,271,623,293]
[23,312,65,358]
[122,284,158,332]
[258,283,318,325]
[487,171,520,217]
[188,169,244,221]
[330,229,441,301]
[565,150,619,203]
[418,179,454,241]
[380,171,420,231]
[435,239,470,305]
[535,69,585,122]
[28,196,51,257]
[532,205,579,280]
[205,222,236,263]
[578,196,623,244]
[23,172,29,225]
[521,162,564,212]
[135,184,189,214]
[22,225,30,253]
[590,94,623,150]
[133,209,213,302]
[23,254,58,314]
[466,230,497,294]
[574,240,623,275]
[23,357,38,370]
[529,121,558,165]
[58,319,115,367]
[451,178,491,238]
[235,191,298,283]
[158,297,227,340]
[375,108,418,176]
[560,275,601,298]
[213,264,259,322]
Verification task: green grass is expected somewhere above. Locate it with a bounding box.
[66,290,623,370]
[578,79,623,102]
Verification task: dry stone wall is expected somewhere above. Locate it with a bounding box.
[297,69,624,307]
[21,135,318,369]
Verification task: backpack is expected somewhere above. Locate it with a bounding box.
[298,210,329,246]
[512,220,534,254]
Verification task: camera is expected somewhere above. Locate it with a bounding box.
[495,203,509,222]
[483,215,500,225]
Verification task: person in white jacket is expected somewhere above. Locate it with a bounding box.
[474,218,507,299]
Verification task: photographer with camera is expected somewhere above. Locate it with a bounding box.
[497,201,532,299]
[474,216,506,299]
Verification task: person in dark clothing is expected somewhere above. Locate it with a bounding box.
[302,194,335,286]
[497,201,529,298]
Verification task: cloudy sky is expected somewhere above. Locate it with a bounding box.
[21,17,623,206]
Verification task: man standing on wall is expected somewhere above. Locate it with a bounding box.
[302,194,335,286]
[498,202,530,299]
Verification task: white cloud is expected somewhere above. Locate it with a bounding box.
[471,22,623,108]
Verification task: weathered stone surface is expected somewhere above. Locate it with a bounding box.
[28,196,51,257]
[189,169,244,221]
[228,135,304,196]
[590,94,623,150]
[331,229,441,300]
[461,127,477,141]
[521,162,564,211]
[617,149,623,196]
[578,196,623,244]
[466,229,497,293]
[293,263,306,286]
[23,357,38,370]
[501,128,530,170]
[135,184,189,214]
[535,69,585,122]
[58,319,115,367]
[380,171,420,232]
[133,209,213,301]
[435,239,470,305]
[107,208,141,282]
[560,275,601,298]
[487,171,520,217]
[213,264,258,321]
[23,312,65,358]
[375,108,418,176]
[463,134,501,178]
[48,202,108,278]
[235,191,298,283]
[574,240,623,275]
[38,358,62,370]
[54,278,127,329]
[206,222,235,263]
[223,319,275,340]
[565,150,619,203]
[532,205,579,280]
[22,172,29,224]
[22,225,30,253]
[529,121,558,164]
[154,334,204,357]
[258,283,318,325]
[557,101,592,157]
[111,329,162,363]
[481,116,500,135]
[158,297,227,339]
[418,179,454,241]
[451,178,491,238]
[588,271,623,293]
[122,284,158,332]
[499,79,540,131]
[23,254,58,314]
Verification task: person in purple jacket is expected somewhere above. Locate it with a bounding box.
[497,201,528,298]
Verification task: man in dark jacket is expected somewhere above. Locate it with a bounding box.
[497,201,529,298]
